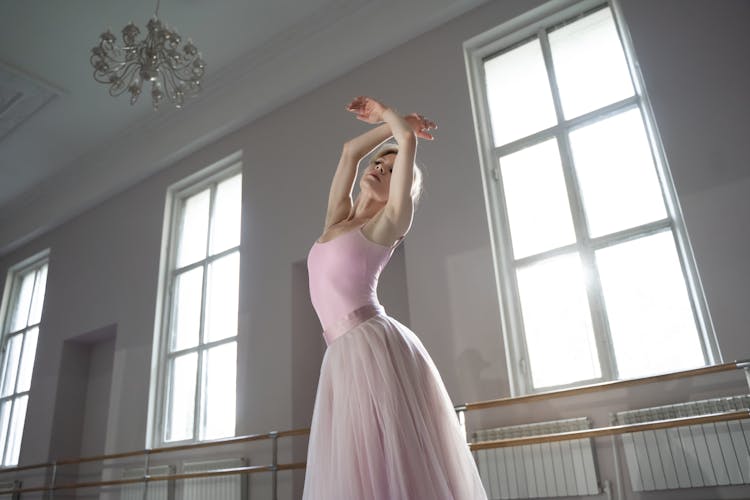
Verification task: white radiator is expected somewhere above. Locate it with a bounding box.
[121,464,175,500]
[472,417,600,499]
[182,457,247,500]
[613,394,750,492]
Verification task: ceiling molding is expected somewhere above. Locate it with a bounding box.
[0,62,61,143]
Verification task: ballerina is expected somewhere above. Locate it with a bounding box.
[303,96,487,499]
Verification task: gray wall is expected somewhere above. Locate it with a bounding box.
[1,0,748,498]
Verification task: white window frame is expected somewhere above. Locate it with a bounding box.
[0,248,49,466]
[147,151,243,447]
[464,0,719,396]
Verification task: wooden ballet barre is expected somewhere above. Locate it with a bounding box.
[469,409,750,451]
[459,359,750,413]
[5,410,747,495]
[2,360,747,490]
[0,462,308,495]
[52,427,310,466]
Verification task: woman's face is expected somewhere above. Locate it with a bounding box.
[360,152,396,202]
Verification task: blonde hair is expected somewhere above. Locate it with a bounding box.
[369,143,424,205]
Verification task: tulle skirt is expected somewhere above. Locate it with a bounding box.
[302,313,488,500]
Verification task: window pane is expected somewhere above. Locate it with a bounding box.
[596,231,704,379]
[549,8,634,119]
[484,39,557,146]
[200,342,237,440]
[1,335,23,397]
[569,109,667,237]
[170,267,203,352]
[204,253,239,344]
[517,253,600,388]
[209,174,242,255]
[165,353,198,442]
[500,139,576,258]
[0,401,11,462]
[27,264,48,326]
[176,189,210,268]
[9,272,34,332]
[4,395,28,466]
[16,327,39,393]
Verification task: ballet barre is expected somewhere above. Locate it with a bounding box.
[0,359,747,498]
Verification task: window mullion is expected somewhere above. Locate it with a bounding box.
[493,96,640,160]
[193,182,217,441]
[27,269,41,332]
[193,346,204,442]
[558,123,619,381]
[171,245,239,277]
[580,243,619,380]
[11,334,27,398]
[540,24,618,383]
[167,335,235,359]
[193,263,207,442]
[589,219,672,250]
[16,268,37,397]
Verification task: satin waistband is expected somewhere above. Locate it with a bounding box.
[323,304,384,346]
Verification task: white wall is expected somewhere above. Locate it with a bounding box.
[1,0,748,498]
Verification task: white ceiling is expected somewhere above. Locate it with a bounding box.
[0,0,486,255]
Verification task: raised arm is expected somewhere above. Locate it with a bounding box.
[331,97,436,237]
[381,108,418,235]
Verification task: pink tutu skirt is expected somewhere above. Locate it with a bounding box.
[302,313,488,499]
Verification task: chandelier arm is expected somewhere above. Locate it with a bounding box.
[103,49,127,65]
[109,63,141,97]
[163,67,185,107]
[159,43,190,72]
[161,65,180,100]
[100,41,129,65]
[157,71,173,104]
[165,56,193,78]
[92,63,126,84]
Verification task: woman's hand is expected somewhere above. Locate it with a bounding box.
[345,96,389,124]
[405,113,437,140]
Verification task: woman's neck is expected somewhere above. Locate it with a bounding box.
[348,194,385,222]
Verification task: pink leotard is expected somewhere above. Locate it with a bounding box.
[307,227,398,345]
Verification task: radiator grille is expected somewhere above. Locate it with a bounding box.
[182,457,247,500]
[472,417,599,499]
[613,395,750,491]
[121,464,174,500]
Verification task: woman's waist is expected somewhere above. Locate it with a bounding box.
[320,303,385,346]
[309,288,379,328]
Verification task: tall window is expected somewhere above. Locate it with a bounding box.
[464,0,717,395]
[0,251,48,465]
[152,156,242,445]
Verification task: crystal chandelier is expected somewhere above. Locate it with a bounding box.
[90,0,205,110]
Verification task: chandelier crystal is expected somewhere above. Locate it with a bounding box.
[90,0,205,110]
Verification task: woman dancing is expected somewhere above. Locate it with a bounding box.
[303,96,487,499]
